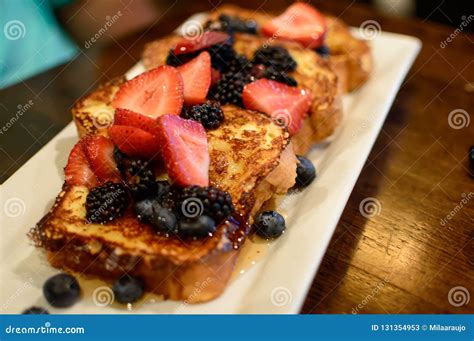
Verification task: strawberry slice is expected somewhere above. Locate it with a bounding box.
[82,135,121,183]
[108,125,161,160]
[173,31,229,55]
[64,140,97,188]
[242,79,312,135]
[112,66,184,119]
[177,51,211,105]
[261,3,327,48]
[113,108,160,136]
[156,115,209,186]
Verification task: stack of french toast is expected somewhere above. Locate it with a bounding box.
[31,2,373,304]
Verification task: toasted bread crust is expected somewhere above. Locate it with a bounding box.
[72,77,125,137]
[31,186,243,302]
[207,4,372,93]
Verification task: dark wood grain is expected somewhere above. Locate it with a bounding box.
[0,0,472,313]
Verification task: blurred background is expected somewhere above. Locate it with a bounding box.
[0,0,472,89]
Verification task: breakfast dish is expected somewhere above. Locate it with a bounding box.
[20,2,406,310]
[35,2,367,305]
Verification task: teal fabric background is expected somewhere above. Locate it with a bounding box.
[0,0,78,88]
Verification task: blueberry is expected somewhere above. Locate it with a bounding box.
[151,203,177,233]
[112,275,144,304]
[295,155,316,188]
[254,211,286,239]
[315,45,330,57]
[178,215,216,238]
[133,198,154,222]
[43,273,81,308]
[22,306,49,314]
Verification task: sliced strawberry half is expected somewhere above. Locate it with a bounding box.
[156,114,209,187]
[112,66,184,119]
[261,2,327,48]
[82,135,121,184]
[109,125,161,160]
[242,79,312,135]
[173,31,229,55]
[64,140,98,188]
[113,108,160,136]
[177,51,211,105]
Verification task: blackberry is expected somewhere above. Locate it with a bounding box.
[86,182,129,223]
[208,43,237,71]
[253,46,297,72]
[181,101,224,130]
[178,186,234,224]
[262,66,298,87]
[218,14,258,35]
[209,71,254,106]
[126,159,157,200]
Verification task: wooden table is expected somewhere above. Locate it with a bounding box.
[0,0,472,313]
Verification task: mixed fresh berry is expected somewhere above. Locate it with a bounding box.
[253,46,297,72]
[177,51,212,105]
[112,275,145,304]
[112,66,184,119]
[65,135,121,188]
[181,101,224,130]
[85,182,129,224]
[294,155,316,188]
[209,70,254,106]
[206,14,258,35]
[178,186,235,224]
[43,273,81,308]
[261,2,327,49]
[242,79,312,135]
[253,211,286,239]
[22,306,50,314]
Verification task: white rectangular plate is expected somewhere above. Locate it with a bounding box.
[0,15,420,314]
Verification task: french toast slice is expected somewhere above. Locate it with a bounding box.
[206,4,372,93]
[142,33,342,154]
[32,105,296,303]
